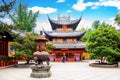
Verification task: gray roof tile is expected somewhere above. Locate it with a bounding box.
[52,41,86,49]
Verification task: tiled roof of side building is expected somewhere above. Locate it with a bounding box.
[52,41,86,49]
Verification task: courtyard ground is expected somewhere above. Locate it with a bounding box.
[0,60,120,80]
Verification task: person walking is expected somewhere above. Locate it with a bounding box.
[62,55,66,63]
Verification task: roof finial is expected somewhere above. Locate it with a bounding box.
[40,31,43,35]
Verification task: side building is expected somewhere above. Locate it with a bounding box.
[44,15,87,62]
[0,31,15,57]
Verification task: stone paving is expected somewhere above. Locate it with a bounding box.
[0,60,120,80]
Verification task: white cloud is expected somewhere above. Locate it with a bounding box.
[72,0,93,11]
[57,0,65,3]
[28,6,57,14]
[77,17,120,30]
[34,21,51,33]
[77,19,93,30]
[72,0,120,11]
[1,18,13,25]
[91,6,98,9]
[91,2,99,9]
[67,10,72,13]
[100,0,120,10]
[109,17,114,21]
[107,17,120,29]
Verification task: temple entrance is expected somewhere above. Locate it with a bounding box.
[66,53,74,62]
[51,49,85,62]
[54,53,75,62]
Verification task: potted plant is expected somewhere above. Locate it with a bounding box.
[3,56,7,66]
[0,56,5,67]
[0,57,2,67]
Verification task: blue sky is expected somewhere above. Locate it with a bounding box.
[1,0,120,32]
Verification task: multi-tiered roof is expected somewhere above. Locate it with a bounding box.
[48,15,81,30]
[44,15,86,49]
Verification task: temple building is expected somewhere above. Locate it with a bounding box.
[44,15,87,62]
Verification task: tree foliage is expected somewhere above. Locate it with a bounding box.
[0,22,11,32]
[99,21,112,28]
[92,20,100,30]
[77,27,85,32]
[92,20,112,30]
[0,0,16,33]
[11,32,37,63]
[86,27,120,63]
[82,21,112,42]
[46,42,55,53]
[115,13,120,26]
[0,0,16,15]
[81,29,92,42]
[9,1,39,32]
[11,32,55,63]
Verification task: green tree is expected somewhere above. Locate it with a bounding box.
[86,27,120,63]
[46,42,55,53]
[9,1,39,32]
[81,20,112,42]
[12,32,37,64]
[81,29,92,42]
[92,20,100,30]
[0,22,10,32]
[0,0,16,33]
[77,27,85,32]
[92,20,112,30]
[99,21,112,28]
[12,32,55,64]
[0,0,16,15]
[115,13,120,26]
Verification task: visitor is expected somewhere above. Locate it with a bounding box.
[62,55,66,63]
